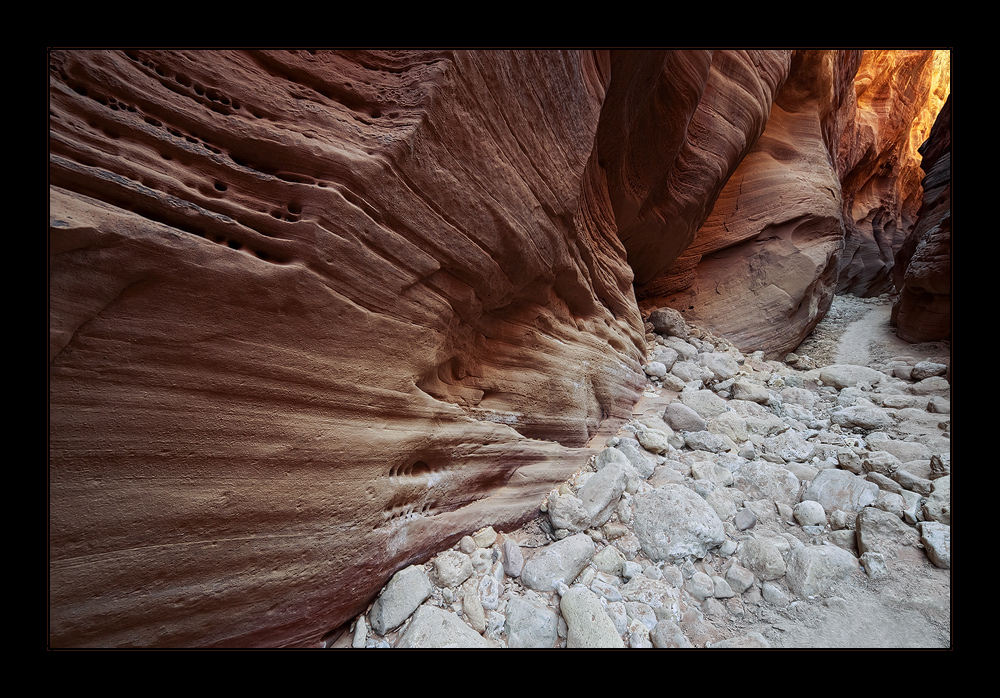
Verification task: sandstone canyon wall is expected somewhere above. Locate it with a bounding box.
[892,93,951,343]
[48,49,949,647]
[636,50,861,357]
[835,50,950,297]
[49,50,647,647]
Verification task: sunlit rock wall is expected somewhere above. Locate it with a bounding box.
[835,50,951,296]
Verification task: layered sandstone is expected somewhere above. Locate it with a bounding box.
[49,50,646,647]
[48,49,949,648]
[835,50,951,296]
[892,93,951,343]
[638,50,862,357]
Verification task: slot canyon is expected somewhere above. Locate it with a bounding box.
[48,49,950,648]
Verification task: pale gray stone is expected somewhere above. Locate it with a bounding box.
[625,601,658,630]
[685,430,732,453]
[478,573,499,610]
[431,550,474,588]
[633,484,726,561]
[713,576,736,599]
[472,526,497,548]
[680,389,731,419]
[691,460,734,487]
[352,614,368,648]
[707,411,749,444]
[819,364,887,389]
[762,580,790,607]
[652,347,679,370]
[546,491,590,533]
[731,380,772,405]
[918,521,951,569]
[521,533,596,592]
[592,545,626,576]
[856,506,920,557]
[860,551,889,579]
[643,361,667,378]
[739,538,786,581]
[504,596,558,649]
[637,427,674,455]
[700,352,740,382]
[615,441,656,478]
[501,538,524,578]
[874,490,906,518]
[911,361,947,381]
[922,475,951,524]
[664,402,708,431]
[926,395,951,413]
[650,620,693,648]
[803,468,879,512]
[591,574,623,602]
[832,405,895,431]
[561,586,625,648]
[672,360,713,384]
[620,575,682,623]
[761,430,816,463]
[828,529,858,554]
[863,450,902,476]
[734,460,801,506]
[725,563,755,593]
[686,571,715,600]
[578,460,631,527]
[369,565,434,635]
[734,507,757,530]
[463,584,487,632]
[628,621,654,648]
[660,373,687,392]
[594,445,631,472]
[793,500,827,527]
[780,386,817,410]
[893,468,933,496]
[910,376,950,396]
[396,605,494,648]
[709,631,770,648]
[785,544,860,598]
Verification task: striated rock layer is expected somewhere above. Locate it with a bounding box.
[892,93,951,343]
[639,50,862,357]
[48,49,950,648]
[835,50,950,296]
[49,50,646,647]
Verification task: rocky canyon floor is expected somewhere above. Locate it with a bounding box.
[326,293,952,650]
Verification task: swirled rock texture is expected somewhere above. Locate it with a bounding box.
[48,49,950,648]
[892,93,951,343]
[835,50,951,296]
[49,49,646,648]
[638,50,861,357]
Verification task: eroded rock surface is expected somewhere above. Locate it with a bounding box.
[639,51,860,358]
[48,49,950,648]
[892,93,952,343]
[836,50,950,297]
[49,49,646,648]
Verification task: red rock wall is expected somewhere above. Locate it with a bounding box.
[637,50,862,357]
[835,50,950,296]
[49,50,646,647]
[892,93,951,342]
[48,49,949,647]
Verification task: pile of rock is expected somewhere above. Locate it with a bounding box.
[336,306,950,648]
